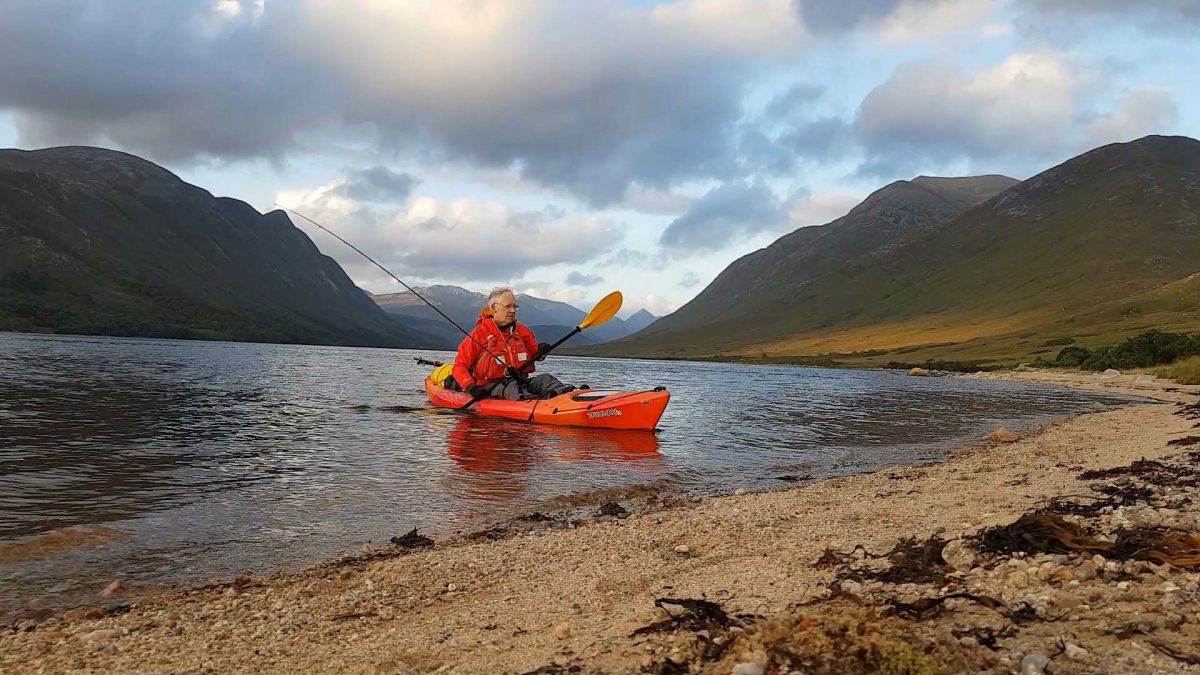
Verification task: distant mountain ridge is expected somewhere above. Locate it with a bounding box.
[0,146,438,347]
[588,135,1200,367]
[372,285,653,348]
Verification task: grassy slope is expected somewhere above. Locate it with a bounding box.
[587,136,1200,368]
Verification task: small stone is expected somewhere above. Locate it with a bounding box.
[1065,643,1089,660]
[1117,581,1131,590]
[841,581,863,594]
[959,636,978,648]
[941,539,978,572]
[734,488,747,496]
[987,427,1020,443]
[731,662,765,675]
[673,545,690,556]
[99,580,126,598]
[63,607,106,622]
[1021,652,1050,675]
[80,628,121,645]
[446,583,458,593]
[1005,570,1029,588]
[552,622,571,639]
[1074,561,1098,582]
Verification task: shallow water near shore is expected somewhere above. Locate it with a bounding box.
[0,332,1138,618]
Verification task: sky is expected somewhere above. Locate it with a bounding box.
[1,0,1196,318]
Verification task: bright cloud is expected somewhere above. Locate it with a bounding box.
[276,179,624,285]
[853,51,1181,175]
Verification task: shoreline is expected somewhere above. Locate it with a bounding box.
[3,372,1199,673]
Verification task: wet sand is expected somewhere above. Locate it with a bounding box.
[3,370,1199,674]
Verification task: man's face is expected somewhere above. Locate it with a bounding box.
[491,292,518,326]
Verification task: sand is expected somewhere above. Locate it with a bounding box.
[3,370,1199,674]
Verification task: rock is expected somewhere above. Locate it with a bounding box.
[99,580,126,598]
[908,367,929,376]
[80,628,121,645]
[987,427,1020,443]
[673,545,690,556]
[1065,643,1089,660]
[552,622,571,639]
[1133,373,1157,384]
[446,583,458,593]
[840,581,863,594]
[941,539,978,572]
[1021,652,1050,675]
[1004,570,1029,588]
[63,607,106,622]
[1101,368,1121,378]
[734,488,747,496]
[1074,561,1098,582]
[596,502,627,518]
[732,663,765,675]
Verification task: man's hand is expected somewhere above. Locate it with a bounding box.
[466,384,491,399]
[536,342,551,362]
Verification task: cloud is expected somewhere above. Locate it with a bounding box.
[852,51,1180,177]
[0,1,326,163]
[619,185,697,216]
[566,271,604,286]
[335,166,418,202]
[1082,88,1180,147]
[679,272,702,289]
[1013,0,1200,32]
[275,180,623,286]
[792,0,905,33]
[739,85,853,173]
[601,248,669,269]
[0,0,805,205]
[879,0,993,42]
[659,178,787,253]
[764,83,825,120]
[784,190,862,227]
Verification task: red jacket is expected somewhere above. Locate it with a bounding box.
[451,308,538,388]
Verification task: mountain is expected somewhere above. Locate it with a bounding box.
[0,146,438,347]
[624,308,658,333]
[588,136,1200,367]
[374,285,635,348]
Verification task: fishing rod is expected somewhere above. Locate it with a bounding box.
[273,204,528,386]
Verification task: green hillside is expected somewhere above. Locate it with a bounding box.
[0,146,436,347]
[586,136,1200,368]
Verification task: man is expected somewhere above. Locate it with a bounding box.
[448,287,575,400]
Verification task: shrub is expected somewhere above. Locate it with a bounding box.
[1053,345,1092,368]
[1081,330,1200,371]
[1160,355,1200,385]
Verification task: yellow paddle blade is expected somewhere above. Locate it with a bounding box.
[579,291,623,330]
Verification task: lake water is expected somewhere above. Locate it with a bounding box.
[0,332,1136,619]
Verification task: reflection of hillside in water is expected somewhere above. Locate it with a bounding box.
[444,416,663,505]
[0,357,264,539]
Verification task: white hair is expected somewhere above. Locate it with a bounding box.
[487,286,515,306]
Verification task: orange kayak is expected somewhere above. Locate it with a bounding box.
[424,377,670,430]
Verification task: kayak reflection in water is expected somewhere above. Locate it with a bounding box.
[445,416,664,505]
[443,287,576,401]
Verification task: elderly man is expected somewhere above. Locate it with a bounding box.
[447,287,575,400]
